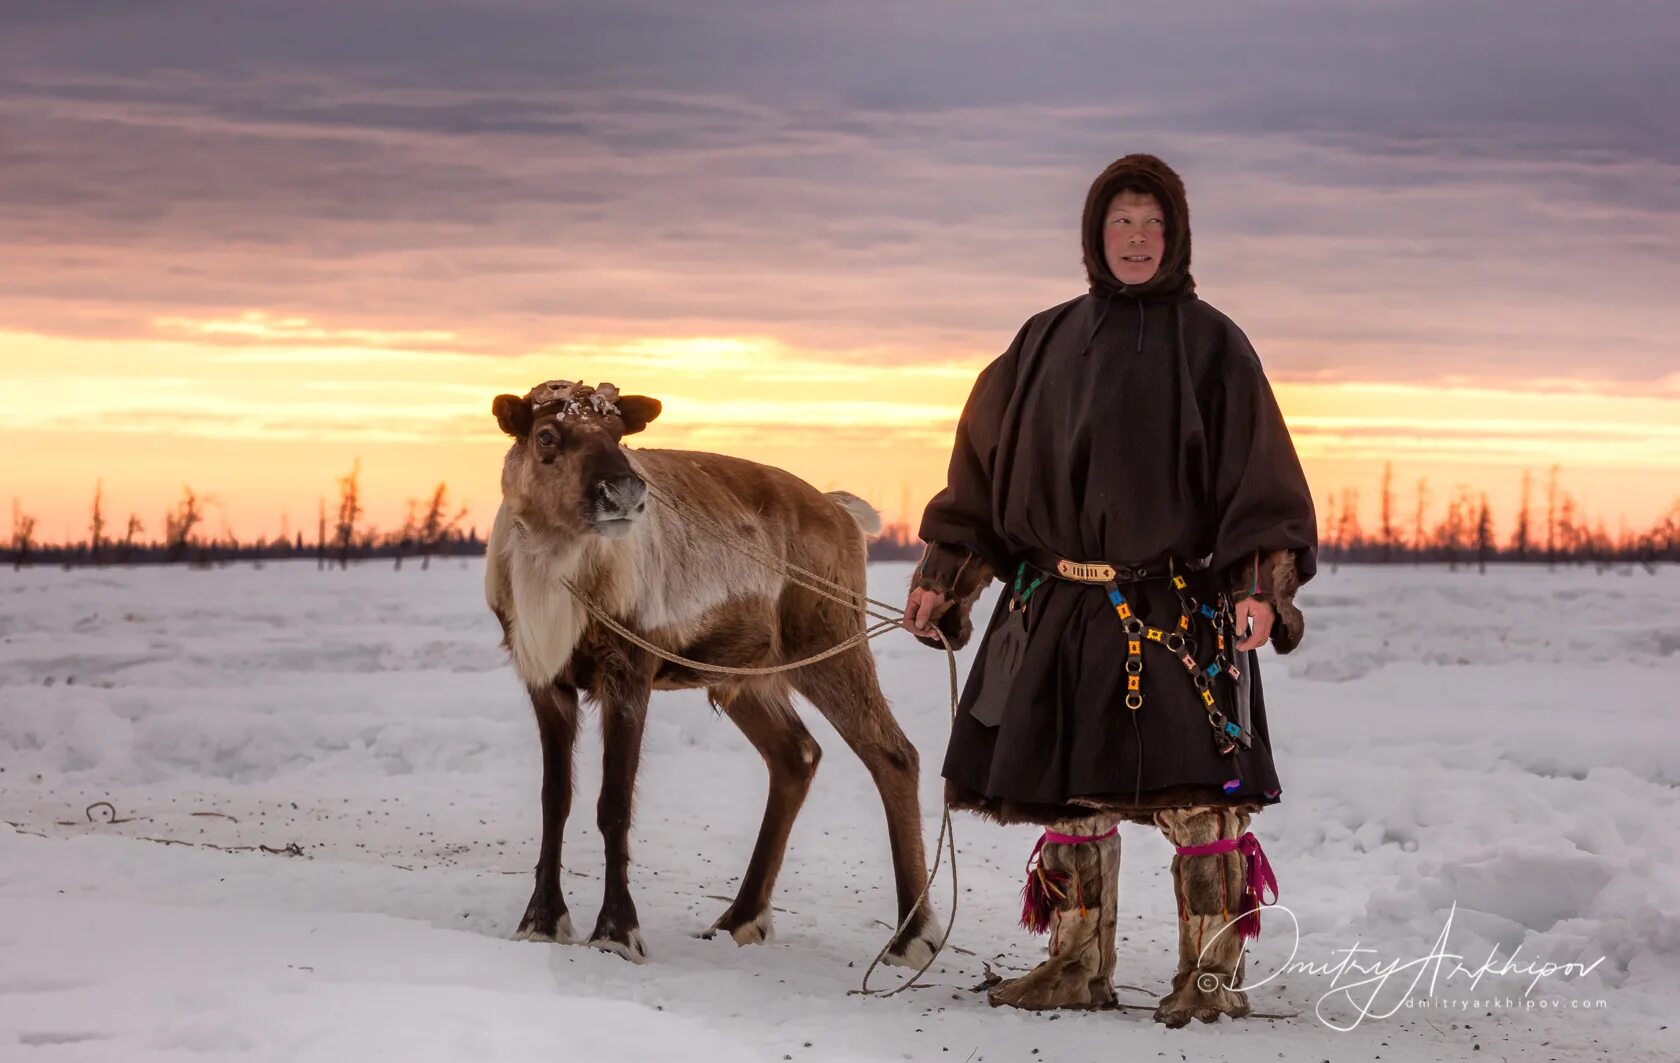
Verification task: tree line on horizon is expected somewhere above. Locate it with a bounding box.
[7,463,475,571]
[7,461,1677,573]
[1313,463,1678,573]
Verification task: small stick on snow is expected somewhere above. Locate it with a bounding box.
[84,801,142,824]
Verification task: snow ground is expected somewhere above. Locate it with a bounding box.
[1,559,1675,1062]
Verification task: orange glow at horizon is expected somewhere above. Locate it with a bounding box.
[4,319,1677,549]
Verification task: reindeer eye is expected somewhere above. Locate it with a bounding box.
[536,428,558,447]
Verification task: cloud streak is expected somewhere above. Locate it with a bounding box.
[1,2,1676,387]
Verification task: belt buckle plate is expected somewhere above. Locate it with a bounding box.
[1056,559,1116,583]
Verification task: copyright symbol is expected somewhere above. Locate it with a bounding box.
[1196,972,1224,993]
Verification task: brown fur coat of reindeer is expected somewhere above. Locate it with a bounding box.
[484,379,937,965]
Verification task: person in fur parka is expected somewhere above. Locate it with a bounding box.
[903,153,1317,1023]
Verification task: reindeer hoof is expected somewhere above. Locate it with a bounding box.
[588,928,647,964]
[882,919,941,969]
[514,911,574,944]
[702,907,774,946]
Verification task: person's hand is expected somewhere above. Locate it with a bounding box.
[1233,597,1274,652]
[903,586,951,638]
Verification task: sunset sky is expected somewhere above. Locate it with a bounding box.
[4,2,1677,546]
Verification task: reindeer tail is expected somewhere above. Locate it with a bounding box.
[825,491,882,537]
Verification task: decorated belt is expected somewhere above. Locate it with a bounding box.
[1001,549,1248,757]
[1023,551,1211,585]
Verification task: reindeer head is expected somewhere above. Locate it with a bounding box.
[492,380,663,540]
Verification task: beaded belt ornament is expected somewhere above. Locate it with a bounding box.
[1104,571,1249,755]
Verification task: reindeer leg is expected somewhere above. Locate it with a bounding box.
[790,648,938,967]
[701,681,821,946]
[515,682,578,943]
[588,675,651,962]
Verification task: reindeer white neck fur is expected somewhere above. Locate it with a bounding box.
[487,451,782,692]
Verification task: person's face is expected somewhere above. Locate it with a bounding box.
[1102,190,1166,286]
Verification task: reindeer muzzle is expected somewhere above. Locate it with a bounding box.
[591,475,648,537]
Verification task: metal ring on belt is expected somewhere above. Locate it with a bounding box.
[1019,550,1249,755]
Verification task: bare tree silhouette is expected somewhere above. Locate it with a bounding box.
[1322,490,1340,572]
[1413,478,1430,566]
[334,461,362,570]
[1337,486,1362,554]
[417,482,467,570]
[1379,462,1396,563]
[217,518,240,562]
[121,514,143,564]
[1546,464,1560,569]
[11,498,38,570]
[1646,499,1680,569]
[1557,490,1578,563]
[393,499,419,570]
[1512,469,1533,561]
[1474,492,1493,574]
[89,480,106,566]
[1590,517,1612,573]
[1436,485,1473,571]
[164,486,203,563]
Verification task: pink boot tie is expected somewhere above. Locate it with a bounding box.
[1173,831,1278,940]
[1018,826,1119,934]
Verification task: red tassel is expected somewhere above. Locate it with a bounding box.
[1019,866,1069,934]
[1235,884,1262,941]
[1016,827,1116,935]
[1175,832,1277,943]
[1236,840,1277,940]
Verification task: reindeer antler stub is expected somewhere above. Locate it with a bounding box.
[527,380,622,418]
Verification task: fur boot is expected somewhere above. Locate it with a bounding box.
[1153,806,1256,1027]
[987,816,1121,1010]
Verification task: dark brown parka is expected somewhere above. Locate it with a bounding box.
[916,154,1318,825]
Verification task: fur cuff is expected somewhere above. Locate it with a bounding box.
[1227,549,1305,655]
[1263,549,1305,654]
[911,542,995,650]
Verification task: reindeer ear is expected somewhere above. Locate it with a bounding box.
[492,394,533,438]
[616,395,662,436]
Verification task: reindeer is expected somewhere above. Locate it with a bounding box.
[484,379,938,966]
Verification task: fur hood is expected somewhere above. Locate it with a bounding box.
[1081,153,1196,301]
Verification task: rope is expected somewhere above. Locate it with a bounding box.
[552,474,962,997]
[856,632,959,998]
[556,576,905,677]
[640,480,901,618]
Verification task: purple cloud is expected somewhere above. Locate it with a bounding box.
[2,1,1676,386]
